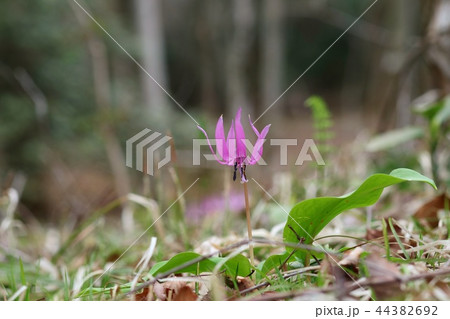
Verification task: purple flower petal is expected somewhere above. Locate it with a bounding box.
[215,115,229,162]
[248,122,271,165]
[197,125,228,165]
[197,109,270,170]
[248,114,261,137]
[185,192,246,221]
[234,108,247,158]
[225,120,236,166]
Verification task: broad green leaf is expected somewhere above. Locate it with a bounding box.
[149,252,215,276]
[210,254,251,277]
[283,168,436,261]
[257,252,289,277]
[366,126,424,152]
[148,261,168,275]
[258,249,326,277]
[149,252,252,277]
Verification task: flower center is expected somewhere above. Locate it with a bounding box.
[233,157,248,183]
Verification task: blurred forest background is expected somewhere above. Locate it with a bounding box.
[1,0,449,226]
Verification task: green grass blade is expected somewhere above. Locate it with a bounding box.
[18,258,29,301]
[381,218,391,260]
[388,218,410,260]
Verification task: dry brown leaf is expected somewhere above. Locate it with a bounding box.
[333,247,366,299]
[153,282,166,300]
[225,275,254,292]
[153,280,194,301]
[319,258,332,276]
[364,252,402,300]
[322,252,362,300]
[366,220,402,242]
[173,286,198,301]
[106,252,121,263]
[433,281,450,296]
[339,247,365,267]
[414,194,449,229]
[365,253,400,279]
[236,276,253,292]
[134,287,152,301]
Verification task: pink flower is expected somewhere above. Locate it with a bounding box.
[186,192,246,221]
[197,108,271,183]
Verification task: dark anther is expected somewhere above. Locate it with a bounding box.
[233,162,237,181]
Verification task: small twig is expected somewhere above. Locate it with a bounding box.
[288,224,303,242]
[278,226,305,271]
[279,250,297,271]
[251,238,336,255]
[288,225,320,265]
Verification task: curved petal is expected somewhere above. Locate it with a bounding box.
[248,124,271,165]
[234,108,247,158]
[248,114,261,137]
[197,125,227,165]
[259,124,271,139]
[225,120,236,166]
[215,115,229,162]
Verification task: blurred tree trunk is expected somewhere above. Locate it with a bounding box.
[134,0,169,124]
[374,0,419,131]
[225,0,255,116]
[259,0,284,119]
[427,0,450,95]
[71,3,134,232]
[376,0,444,132]
[393,0,418,128]
[196,0,220,117]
